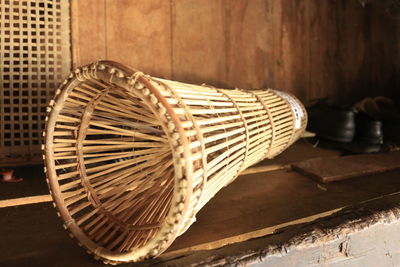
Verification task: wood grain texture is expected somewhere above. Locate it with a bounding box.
[0,195,52,208]
[293,151,400,183]
[164,207,343,257]
[172,0,226,86]
[71,0,106,68]
[157,192,400,266]
[224,0,271,89]
[105,0,172,78]
[165,167,400,252]
[70,0,400,103]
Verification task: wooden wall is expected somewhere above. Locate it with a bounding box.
[71,0,400,104]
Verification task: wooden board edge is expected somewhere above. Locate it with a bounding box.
[0,195,52,209]
[241,164,290,175]
[162,207,344,258]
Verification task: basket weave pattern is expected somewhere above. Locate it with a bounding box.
[0,0,71,158]
[43,61,307,264]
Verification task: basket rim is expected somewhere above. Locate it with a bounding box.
[43,60,195,263]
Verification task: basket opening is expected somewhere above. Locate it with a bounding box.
[52,80,175,252]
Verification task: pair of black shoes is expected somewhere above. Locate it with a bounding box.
[307,100,383,153]
[355,97,400,146]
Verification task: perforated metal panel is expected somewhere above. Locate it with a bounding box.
[0,0,71,159]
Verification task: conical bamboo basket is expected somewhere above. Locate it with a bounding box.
[43,60,307,264]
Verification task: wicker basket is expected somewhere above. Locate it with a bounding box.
[43,60,307,264]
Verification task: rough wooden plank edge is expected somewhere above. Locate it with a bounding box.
[0,195,52,208]
[153,191,400,266]
[163,207,343,258]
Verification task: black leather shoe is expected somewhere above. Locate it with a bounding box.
[307,101,355,143]
[354,112,383,145]
[355,96,400,145]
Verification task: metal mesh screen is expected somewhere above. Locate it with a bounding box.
[0,0,71,159]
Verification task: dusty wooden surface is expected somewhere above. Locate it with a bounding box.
[1,138,400,265]
[2,166,400,266]
[164,168,400,253]
[0,140,338,201]
[0,141,398,266]
[293,151,400,183]
[71,0,400,103]
[153,192,400,266]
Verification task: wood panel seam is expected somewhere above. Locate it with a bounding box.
[170,0,174,80]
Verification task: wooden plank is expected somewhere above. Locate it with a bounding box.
[105,0,172,78]
[366,1,400,100]
[224,0,271,89]
[71,0,106,67]
[157,192,400,266]
[0,142,337,207]
[172,0,226,86]
[266,0,400,104]
[3,165,400,265]
[332,0,370,103]
[269,0,311,99]
[167,168,400,252]
[0,163,285,209]
[292,151,400,183]
[0,195,52,208]
[69,1,400,104]
[241,164,289,175]
[165,207,343,257]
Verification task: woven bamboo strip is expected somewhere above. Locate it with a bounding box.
[43,61,307,264]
